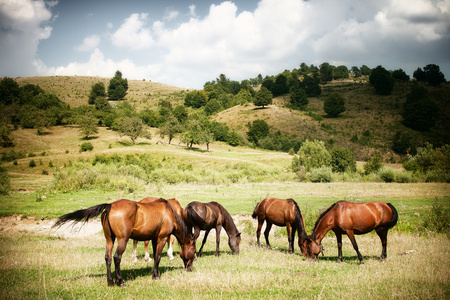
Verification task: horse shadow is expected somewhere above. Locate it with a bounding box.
[314,255,383,264]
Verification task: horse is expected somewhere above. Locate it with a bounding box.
[53,198,196,286]
[131,197,184,263]
[252,197,308,255]
[305,201,398,264]
[184,201,241,256]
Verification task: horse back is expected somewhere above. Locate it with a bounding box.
[258,197,297,226]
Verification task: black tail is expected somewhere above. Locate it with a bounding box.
[251,202,260,219]
[386,203,398,229]
[186,204,208,230]
[53,203,111,228]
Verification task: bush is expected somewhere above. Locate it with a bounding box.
[80,142,94,152]
[364,154,383,175]
[369,65,394,95]
[29,160,36,168]
[309,166,333,182]
[323,93,346,117]
[0,167,11,195]
[330,147,356,173]
[380,168,395,182]
[292,139,331,172]
[421,199,450,234]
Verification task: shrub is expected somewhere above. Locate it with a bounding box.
[364,154,383,175]
[323,93,346,117]
[421,199,450,234]
[0,167,11,195]
[330,147,356,173]
[380,168,395,182]
[292,139,331,172]
[80,142,94,152]
[309,166,333,182]
[29,160,36,168]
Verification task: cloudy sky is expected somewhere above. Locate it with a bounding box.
[1,0,449,89]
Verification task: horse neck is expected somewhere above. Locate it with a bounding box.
[312,214,332,243]
[172,212,190,243]
[222,210,238,238]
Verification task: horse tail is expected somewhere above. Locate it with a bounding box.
[251,202,261,219]
[52,203,111,228]
[186,203,208,230]
[385,203,398,229]
[292,200,308,241]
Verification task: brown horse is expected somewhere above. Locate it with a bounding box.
[305,201,398,264]
[53,198,196,286]
[184,201,241,256]
[252,197,308,255]
[131,197,184,262]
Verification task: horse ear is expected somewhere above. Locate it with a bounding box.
[236,232,241,237]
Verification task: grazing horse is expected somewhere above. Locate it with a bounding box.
[184,201,241,256]
[53,198,196,286]
[131,197,184,262]
[252,197,308,255]
[305,201,398,264]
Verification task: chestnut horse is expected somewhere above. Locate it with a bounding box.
[184,201,241,256]
[252,197,308,255]
[305,201,398,264]
[131,197,184,262]
[53,198,196,286]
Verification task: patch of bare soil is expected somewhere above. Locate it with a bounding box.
[0,215,102,238]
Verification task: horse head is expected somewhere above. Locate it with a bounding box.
[301,235,324,259]
[229,232,241,255]
[180,233,196,271]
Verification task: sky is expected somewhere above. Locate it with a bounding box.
[0,0,449,89]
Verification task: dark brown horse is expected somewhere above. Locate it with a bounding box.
[53,198,196,286]
[252,197,308,255]
[131,197,184,262]
[305,201,398,264]
[184,201,241,256]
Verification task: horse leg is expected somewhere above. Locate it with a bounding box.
[376,229,388,260]
[144,240,152,262]
[346,231,363,264]
[335,232,343,263]
[167,235,175,260]
[151,237,168,280]
[215,225,222,256]
[105,236,115,286]
[198,229,210,257]
[131,240,138,263]
[113,238,129,287]
[256,219,264,246]
[264,222,273,248]
[286,223,293,254]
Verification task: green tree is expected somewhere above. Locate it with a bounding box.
[272,74,289,96]
[253,87,273,108]
[0,124,14,147]
[108,71,128,100]
[246,119,269,144]
[319,62,333,83]
[360,65,371,76]
[292,139,331,172]
[369,66,394,95]
[114,116,150,144]
[330,147,356,173]
[172,105,188,123]
[332,65,349,80]
[180,120,208,149]
[392,69,410,82]
[364,154,383,175]
[159,116,182,144]
[77,112,99,139]
[402,85,438,131]
[235,89,253,105]
[324,93,346,117]
[184,90,208,108]
[89,82,106,104]
[423,64,446,85]
[204,99,222,115]
[0,167,11,195]
[0,77,20,105]
[289,85,308,109]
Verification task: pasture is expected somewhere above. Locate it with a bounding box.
[0,182,449,299]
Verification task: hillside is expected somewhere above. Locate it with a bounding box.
[8,76,450,163]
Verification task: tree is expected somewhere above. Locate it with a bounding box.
[319,62,333,83]
[392,69,410,82]
[292,139,331,172]
[402,85,439,131]
[204,99,222,115]
[290,85,308,109]
[423,64,446,85]
[272,74,289,96]
[184,90,208,108]
[114,116,151,144]
[330,147,356,173]
[360,65,371,76]
[108,71,128,100]
[324,93,345,117]
[0,77,20,105]
[159,116,182,144]
[180,119,210,149]
[333,65,349,80]
[78,112,99,139]
[89,82,106,104]
[0,124,14,147]
[369,66,394,95]
[246,119,269,144]
[172,105,188,123]
[235,89,253,105]
[302,75,321,97]
[253,87,273,108]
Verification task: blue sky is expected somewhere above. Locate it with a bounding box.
[1,0,449,89]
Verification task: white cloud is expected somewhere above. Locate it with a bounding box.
[189,4,196,17]
[164,10,179,21]
[111,13,154,50]
[74,35,100,52]
[0,0,55,77]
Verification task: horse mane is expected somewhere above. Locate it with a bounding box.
[288,199,307,241]
[311,201,342,240]
[213,202,239,234]
[186,202,208,230]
